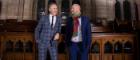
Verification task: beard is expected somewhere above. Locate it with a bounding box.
[71,12,81,17]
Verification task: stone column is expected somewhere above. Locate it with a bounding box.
[45,0,48,15]
[7,0,19,19]
[119,0,125,20]
[91,0,96,22]
[0,0,34,20]
[17,0,24,22]
[106,0,115,21]
[32,0,38,20]
[87,0,92,20]
[0,0,8,20]
[81,0,91,20]
[23,0,33,20]
[129,0,136,21]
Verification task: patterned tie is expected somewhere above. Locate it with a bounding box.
[51,16,54,29]
[73,17,79,36]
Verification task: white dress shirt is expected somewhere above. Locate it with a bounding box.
[49,14,56,28]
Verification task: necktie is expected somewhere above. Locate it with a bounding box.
[50,16,54,46]
[73,17,79,36]
[51,16,54,28]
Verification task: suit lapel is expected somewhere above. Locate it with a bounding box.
[81,16,84,33]
[81,16,85,43]
[46,15,51,27]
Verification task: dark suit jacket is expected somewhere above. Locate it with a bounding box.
[65,16,92,50]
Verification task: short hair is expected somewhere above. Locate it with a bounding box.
[48,2,57,8]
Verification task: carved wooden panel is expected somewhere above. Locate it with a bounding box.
[114,54,123,60]
[124,54,133,60]
[58,54,67,60]
[90,37,102,60]
[0,32,135,60]
[103,54,112,60]
[91,33,134,60]
[1,32,34,60]
[90,54,100,60]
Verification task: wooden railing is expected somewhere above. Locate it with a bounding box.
[0,32,135,60]
[90,33,135,60]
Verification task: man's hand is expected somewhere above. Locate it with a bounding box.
[54,33,60,40]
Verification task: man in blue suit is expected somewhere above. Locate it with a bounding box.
[35,3,61,60]
[65,3,92,60]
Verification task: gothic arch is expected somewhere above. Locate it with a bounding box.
[91,41,100,53]
[114,41,122,53]
[123,41,132,53]
[104,41,113,53]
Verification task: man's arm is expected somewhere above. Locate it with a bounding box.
[54,17,62,40]
[35,16,44,43]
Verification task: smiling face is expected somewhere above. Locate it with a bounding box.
[49,3,58,16]
[71,4,81,16]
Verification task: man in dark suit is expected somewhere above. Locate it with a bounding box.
[35,3,61,60]
[65,3,92,60]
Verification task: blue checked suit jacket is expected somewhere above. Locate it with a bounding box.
[35,15,61,45]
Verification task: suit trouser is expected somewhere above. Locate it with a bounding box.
[38,40,58,60]
[69,43,89,60]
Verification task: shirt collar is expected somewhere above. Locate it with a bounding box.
[49,14,56,17]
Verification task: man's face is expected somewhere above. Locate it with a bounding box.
[71,4,81,15]
[49,4,58,16]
